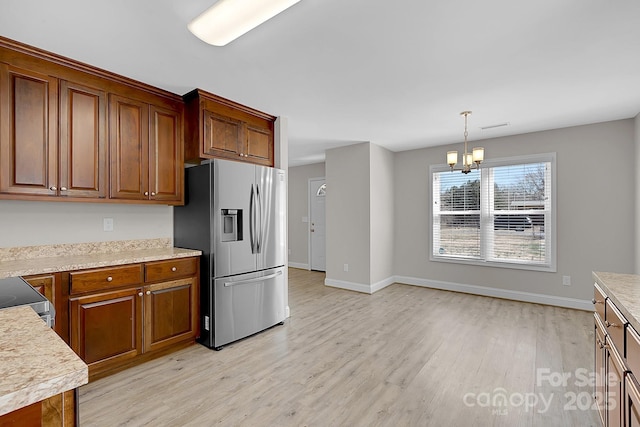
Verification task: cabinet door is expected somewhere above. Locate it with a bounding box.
[59,80,106,198]
[109,94,149,200]
[0,63,58,196]
[628,374,640,427]
[70,287,143,377]
[594,316,607,425]
[203,110,242,159]
[245,124,273,166]
[149,105,182,202]
[607,341,625,427]
[144,277,198,353]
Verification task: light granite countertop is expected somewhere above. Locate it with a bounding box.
[593,271,640,332]
[0,305,88,416]
[0,239,202,279]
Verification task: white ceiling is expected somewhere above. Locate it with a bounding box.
[1,0,639,166]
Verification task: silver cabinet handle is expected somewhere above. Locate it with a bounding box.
[146,290,151,295]
[171,267,177,272]
[144,191,149,196]
[224,270,282,287]
[60,187,67,191]
[106,276,113,282]
[49,186,57,191]
[138,292,143,297]
[151,192,156,196]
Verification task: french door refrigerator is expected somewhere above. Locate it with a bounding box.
[174,159,286,350]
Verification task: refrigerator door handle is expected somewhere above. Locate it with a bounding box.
[249,184,256,253]
[256,184,262,253]
[223,270,283,287]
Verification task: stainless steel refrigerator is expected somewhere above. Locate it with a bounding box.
[173,159,286,350]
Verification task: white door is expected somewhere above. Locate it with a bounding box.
[309,178,326,271]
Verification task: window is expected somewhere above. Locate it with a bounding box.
[431,153,555,271]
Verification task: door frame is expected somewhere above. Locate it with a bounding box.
[308,177,326,271]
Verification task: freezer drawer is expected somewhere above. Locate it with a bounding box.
[213,267,285,348]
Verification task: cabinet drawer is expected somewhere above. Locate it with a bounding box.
[70,264,143,294]
[593,283,606,323]
[605,299,627,352]
[628,325,640,372]
[145,258,197,282]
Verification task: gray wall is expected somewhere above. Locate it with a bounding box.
[326,143,371,285]
[635,113,640,273]
[394,119,635,301]
[0,200,172,248]
[287,162,325,268]
[369,143,395,284]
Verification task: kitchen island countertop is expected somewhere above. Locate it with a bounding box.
[0,305,88,416]
[593,271,640,333]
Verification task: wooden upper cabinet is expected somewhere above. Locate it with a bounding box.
[109,94,149,200]
[0,36,184,205]
[149,105,182,202]
[245,124,273,165]
[184,89,275,167]
[203,111,242,158]
[59,80,107,198]
[109,94,183,204]
[0,63,58,196]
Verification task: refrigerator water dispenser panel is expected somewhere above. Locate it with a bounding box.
[221,209,242,242]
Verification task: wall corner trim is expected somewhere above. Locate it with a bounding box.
[324,276,394,294]
[393,275,593,311]
[288,262,309,270]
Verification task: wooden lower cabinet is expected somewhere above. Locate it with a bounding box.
[607,341,625,427]
[0,390,77,427]
[42,390,77,427]
[68,258,199,381]
[70,287,143,378]
[144,277,198,353]
[627,374,640,427]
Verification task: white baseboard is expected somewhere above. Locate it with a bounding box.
[325,276,395,294]
[322,274,592,310]
[288,262,309,270]
[394,275,593,311]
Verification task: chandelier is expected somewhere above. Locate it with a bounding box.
[447,111,484,174]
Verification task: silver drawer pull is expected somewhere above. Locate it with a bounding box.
[171,267,177,272]
[605,320,620,328]
[49,186,57,191]
[592,298,604,305]
[224,270,282,287]
[138,292,143,297]
[106,276,113,282]
[60,186,68,191]
[146,290,151,295]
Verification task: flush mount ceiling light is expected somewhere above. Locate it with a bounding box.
[447,111,484,174]
[188,0,302,46]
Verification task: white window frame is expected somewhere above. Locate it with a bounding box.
[429,152,557,272]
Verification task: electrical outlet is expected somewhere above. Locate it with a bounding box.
[103,217,114,232]
[343,264,349,272]
[562,275,571,286]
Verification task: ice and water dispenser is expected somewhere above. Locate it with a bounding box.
[221,209,242,242]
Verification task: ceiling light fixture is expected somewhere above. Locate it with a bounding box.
[447,111,484,174]
[188,0,301,46]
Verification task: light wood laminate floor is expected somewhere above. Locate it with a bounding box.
[79,268,601,426]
